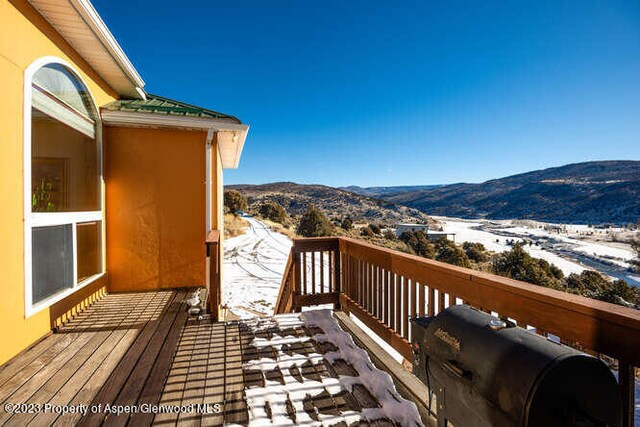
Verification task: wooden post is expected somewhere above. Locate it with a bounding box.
[619,361,635,427]
[293,250,302,312]
[334,250,341,310]
[206,230,221,321]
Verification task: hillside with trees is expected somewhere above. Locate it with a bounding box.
[227,182,438,226]
[349,161,640,224]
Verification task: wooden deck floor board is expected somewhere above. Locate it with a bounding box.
[77,290,186,427]
[37,291,167,427]
[128,294,192,426]
[0,291,424,427]
[103,291,189,427]
[0,294,130,401]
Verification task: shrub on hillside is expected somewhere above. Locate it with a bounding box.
[224,190,247,215]
[400,231,435,258]
[361,226,375,237]
[384,230,397,240]
[368,224,381,235]
[462,241,488,262]
[631,239,640,273]
[435,238,470,268]
[341,217,353,231]
[491,243,560,287]
[259,200,287,223]
[297,206,334,237]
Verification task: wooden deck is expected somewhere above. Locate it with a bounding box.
[0,290,425,426]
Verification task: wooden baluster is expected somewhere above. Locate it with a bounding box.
[409,279,417,340]
[293,251,302,312]
[376,267,380,316]
[327,251,332,292]
[418,282,425,317]
[367,262,372,312]
[311,251,316,294]
[410,279,417,319]
[402,277,409,339]
[358,259,363,306]
[333,251,344,308]
[382,268,388,324]
[395,274,402,335]
[320,251,325,293]
[302,252,307,295]
[439,290,445,314]
[370,265,375,316]
[619,361,635,427]
[428,287,435,317]
[372,265,377,317]
[369,263,374,313]
[390,273,396,331]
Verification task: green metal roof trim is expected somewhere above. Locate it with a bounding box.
[103,94,242,124]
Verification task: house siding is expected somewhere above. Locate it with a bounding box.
[105,127,208,292]
[0,0,117,364]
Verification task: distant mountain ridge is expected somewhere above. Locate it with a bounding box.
[379,161,640,224]
[340,184,444,197]
[227,182,437,225]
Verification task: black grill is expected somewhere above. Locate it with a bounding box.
[411,305,621,427]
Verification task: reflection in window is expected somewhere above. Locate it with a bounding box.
[32,225,73,304]
[31,108,99,212]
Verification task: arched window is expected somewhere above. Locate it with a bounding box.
[25,59,103,316]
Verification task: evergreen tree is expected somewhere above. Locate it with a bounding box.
[259,200,287,223]
[435,238,470,267]
[224,190,247,215]
[296,206,334,237]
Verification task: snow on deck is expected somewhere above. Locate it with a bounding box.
[240,310,423,426]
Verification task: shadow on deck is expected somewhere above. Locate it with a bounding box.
[0,290,426,426]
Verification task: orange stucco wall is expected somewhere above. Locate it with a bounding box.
[0,0,117,365]
[105,127,208,291]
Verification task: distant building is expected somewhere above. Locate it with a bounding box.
[423,231,456,243]
[394,223,456,242]
[395,223,430,236]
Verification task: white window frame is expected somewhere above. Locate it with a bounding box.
[24,57,105,318]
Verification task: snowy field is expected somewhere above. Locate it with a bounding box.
[436,217,639,286]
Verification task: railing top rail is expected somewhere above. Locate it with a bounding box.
[337,236,640,326]
[292,236,340,253]
[206,229,220,244]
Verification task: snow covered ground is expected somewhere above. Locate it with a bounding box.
[437,217,639,286]
[223,215,292,318]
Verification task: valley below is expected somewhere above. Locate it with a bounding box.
[436,217,639,287]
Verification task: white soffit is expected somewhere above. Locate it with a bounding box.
[217,130,248,170]
[28,0,145,99]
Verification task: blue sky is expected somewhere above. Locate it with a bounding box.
[93,0,640,186]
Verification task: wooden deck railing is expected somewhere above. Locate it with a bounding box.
[275,236,640,426]
[206,230,221,320]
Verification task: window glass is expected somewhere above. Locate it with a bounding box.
[77,221,102,282]
[31,108,100,212]
[32,225,73,304]
[32,63,94,119]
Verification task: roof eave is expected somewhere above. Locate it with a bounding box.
[100,109,249,169]
[29,0,145,99]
